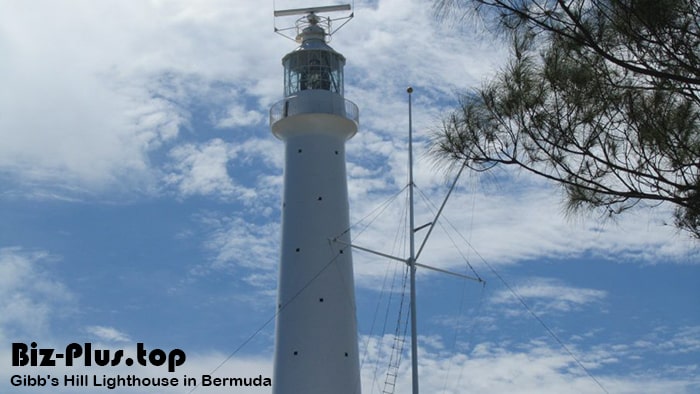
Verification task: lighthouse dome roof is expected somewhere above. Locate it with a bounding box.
[289,24,344,57]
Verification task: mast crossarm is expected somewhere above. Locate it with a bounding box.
[331,238,407,264]
[413,262,483,283]
[332,238,483,283]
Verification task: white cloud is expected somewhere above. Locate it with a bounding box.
[164,137,282,204]
[203,216,279,273]
[165,139,246,198]
[640,325,700,356]
[184,213,280,297]
[0,247,74,341]
[86,326,131,343]
[0,2,185,190]
[0,0,505,195]
[491,277,607,314]
[0,1,282,193]
[214,103,266,129]
[358,335,699,394]
[348,167,697,290]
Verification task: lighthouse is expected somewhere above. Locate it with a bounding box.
[269,6,361,394]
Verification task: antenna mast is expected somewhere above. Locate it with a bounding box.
[334,88,484,394]
[407,87,420,394]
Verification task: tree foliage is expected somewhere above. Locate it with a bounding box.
[433,0,700,237]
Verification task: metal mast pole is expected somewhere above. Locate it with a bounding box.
[407,87,419,394]
[335,86,483,394]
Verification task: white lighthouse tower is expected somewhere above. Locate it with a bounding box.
[269,5,361,394]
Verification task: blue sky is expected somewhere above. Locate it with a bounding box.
[1,0,699,393]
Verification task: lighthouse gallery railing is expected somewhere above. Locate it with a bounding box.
[270,92,359,126]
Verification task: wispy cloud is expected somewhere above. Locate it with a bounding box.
[163,137,282,204]
[85,325,131,343]
[203,217,278,272]
[358,334,699,394]
[213,103,266,129]
[490,277,607,315]
[165,139,251,199]
[0,247,74,340]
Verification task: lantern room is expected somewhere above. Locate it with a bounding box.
[269,9,358,135]
[282,16,345,97]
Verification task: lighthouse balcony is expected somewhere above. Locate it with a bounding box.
[270,90,359,127]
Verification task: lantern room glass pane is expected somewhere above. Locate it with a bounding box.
[284,50,344,96]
